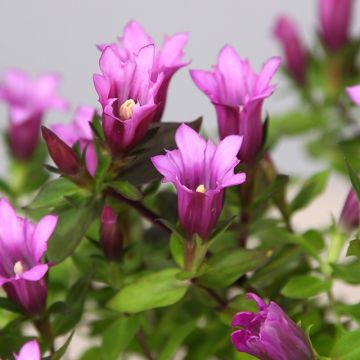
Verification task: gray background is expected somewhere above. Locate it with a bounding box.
[0,0,327,175]
[1,1,360,356]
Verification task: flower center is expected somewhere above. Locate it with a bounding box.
[13,261,25,276]
[119,99,136,120]
[196,184,206,193]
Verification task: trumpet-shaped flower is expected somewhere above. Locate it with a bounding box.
[52,106,97,176]
[231,293,314,360]
[0,199,57,314]
[274,16,307,85]
[0,69,68,160]
[151,124,246,240]
[98,20,189,122]
[94,44,164,157]
[190,46,281,164]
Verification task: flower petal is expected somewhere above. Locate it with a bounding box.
[31,215,58,262]
[15,340,41,360]
[22,264,48,281]
[347,85,360,106]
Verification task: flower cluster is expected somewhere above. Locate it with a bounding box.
[1,0,360,358]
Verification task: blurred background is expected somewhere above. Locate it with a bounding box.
[1,1,360,357]
[2,0,358,227]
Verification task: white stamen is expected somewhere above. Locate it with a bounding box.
[196,184,206,193]
[119,99,136,120]
[14,261,24,275]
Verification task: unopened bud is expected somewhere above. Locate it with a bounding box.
[42,126,82,176]
[100,205,124,261]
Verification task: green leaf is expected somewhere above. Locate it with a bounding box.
[347,239,360,258]
[0,297,22,313]
[108,181,142,201]
[10,142,50,195]
[346,161,360,202]
[169,232,184,267]
[28,178,82,210]
[118,118,202,185]
[268,110,326,146]
[108,268,189,313]
[281,275,331,299]
[47,201,101,263]
[331,329,360,360]
[332,261,360,284]
[0,178,14,197]
[199,249,269,289]
[252,174,289,211]
[158,319,197,360]
[50,333,74,360]
[101,315,140,359]
[94,146,112,193]
[53,273,93,335]
[290,170,329,213]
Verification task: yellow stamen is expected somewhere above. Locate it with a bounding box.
[119,99,136,120]
[196,184,206,193]
[14,261,24,275]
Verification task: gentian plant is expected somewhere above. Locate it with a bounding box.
[1,6,360,359]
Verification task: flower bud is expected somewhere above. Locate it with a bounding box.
[339,189,359,231]
[231,293,314,360]
[319,0,353,52]
[100,205,124,261]
[42,126,82,176]
[273,16,307,85]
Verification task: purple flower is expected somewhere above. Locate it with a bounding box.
[14,340,41,360]
[100,205,124,261]
[94,44,164,157]
[151,124,246,240]
[347,84,360,105]
[0,69,68,160]
[97,20,189,123]
[319,0,353,52]
[231,293,314,360]
[273,16,307,85]
[190,46,281,164]
[52,106,97,176]
[340,189,359,231]
[0,199,57,314]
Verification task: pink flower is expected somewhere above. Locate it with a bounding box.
[98,20,189,122]
[231,293,314,360]
[346,84,360,105]
[14,340,41,360]
[0,199,57,314]
[190,46,281,164]
[151,124,246,240]
[52,106,97,176]
[319,0,353,52]
[0,69,68,160]
[94,44,164,157]
[273,16,307,85]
